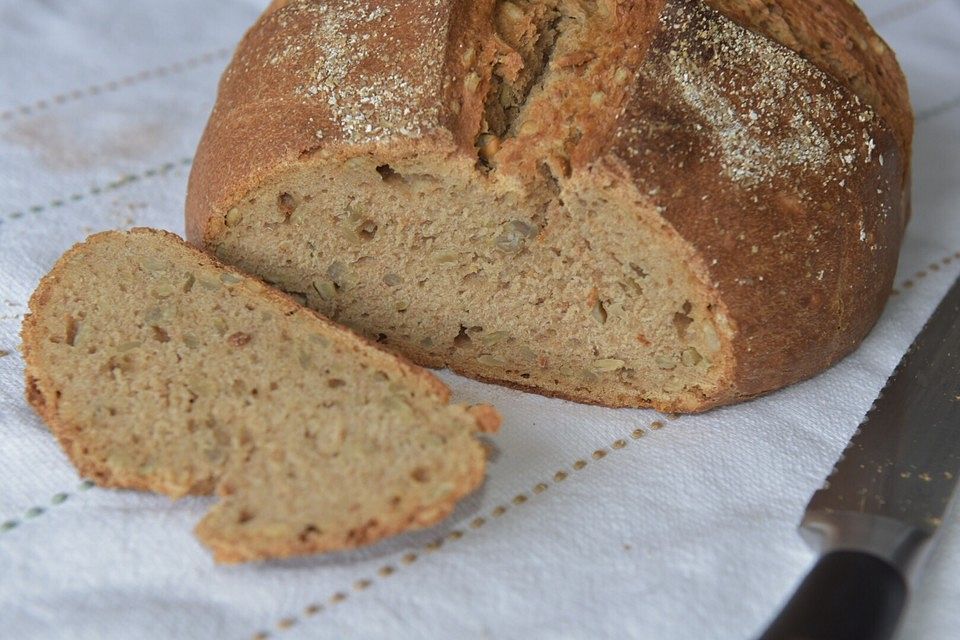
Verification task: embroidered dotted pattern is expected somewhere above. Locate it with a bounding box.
[0,480,95,534]
[0,49,231,123]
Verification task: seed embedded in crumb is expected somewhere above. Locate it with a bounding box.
[220,273,242,285]
[461,46,476,67]
[435,252,459,264]
[382,273,403,287]
[592,300,608,324]
[477,133,501,161]
[703,323,721,352]
[614,67,631,84]
[681,347,703,366]
[199,277,220,291]
[480,331,510,347]
[477,354,507,367]
[591,358,626,373]
[656,355,677,370]
[142,257,165,272]
[518,119,540,136]
[224,207,242,227]
[495,220,537,253]
[464,72,481,93]
[499,0,524,25]
[590,91,606,106]
[298,350,312,369]
[313,280,337,301]
[326,261,348,288]
[151,283,175,298]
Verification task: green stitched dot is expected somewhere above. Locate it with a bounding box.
[1,520,18,532]
[78,480,95,491]
[70,193,84,201]
[25,507,44,518]
[29,205,43,213]
[10,212,23,219]
[50,200,64,208]
[51,493,69,505]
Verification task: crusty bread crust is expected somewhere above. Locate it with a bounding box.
[186,0,912,411]
[22,228,500,562]
[603,1,907,406]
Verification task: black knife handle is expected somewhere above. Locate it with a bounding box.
[759,551,907,640]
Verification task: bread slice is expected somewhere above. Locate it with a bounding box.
[186,0,911,413]
[21,229,500,563]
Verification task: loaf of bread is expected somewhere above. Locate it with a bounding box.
[186,0,912,412]
[21,229,500,563]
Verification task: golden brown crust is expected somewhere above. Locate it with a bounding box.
[186,0,466,245]
[605,1,904,403]
[186,0,912,411]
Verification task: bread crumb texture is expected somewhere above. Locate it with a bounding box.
[187,0,910,412]
[21,229,499,563]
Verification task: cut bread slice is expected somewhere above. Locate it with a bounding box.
[21,228,500,563]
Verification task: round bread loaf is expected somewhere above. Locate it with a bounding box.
[186,0,912,412]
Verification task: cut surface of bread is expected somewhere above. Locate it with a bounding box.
[187,0,911,412]
[21,229,499,563]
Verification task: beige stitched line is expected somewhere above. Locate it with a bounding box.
[2,157,192,221]
[0,480,95,535]
[889,250,960,295]
[250,418,669,639]
[0,48,231,123]
[873,0,943,26]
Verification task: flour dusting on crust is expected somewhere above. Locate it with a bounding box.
[267,0,449,143]
[662,1,875,188]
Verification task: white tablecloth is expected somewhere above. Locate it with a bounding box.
[1,1,959,638]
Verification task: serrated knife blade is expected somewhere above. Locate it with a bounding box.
[760,276,960,640]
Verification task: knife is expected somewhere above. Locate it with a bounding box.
[759,276,960,640]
